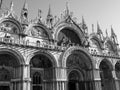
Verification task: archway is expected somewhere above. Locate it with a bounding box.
[99,59,116,90]
[30,54,55,90]
[68,70,85,90]
[0,51,22,90]
[57,28,81,46]
[66,50,93,90]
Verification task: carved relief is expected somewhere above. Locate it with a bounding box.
[0,21,19,34]
[67,54,87,69]
[31,26,48,38]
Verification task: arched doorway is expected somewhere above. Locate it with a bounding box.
[99,60,116,90]
[30,54,55,90]
[68,70,85,90]
[66,50,93,90]
[0,52,22,90]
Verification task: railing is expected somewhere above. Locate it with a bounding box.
[0,37,67,51]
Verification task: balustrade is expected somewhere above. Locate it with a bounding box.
[0,37,66,51]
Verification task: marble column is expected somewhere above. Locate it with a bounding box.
[93,69,102,90]
[22,64,31,90]
[55,67,67,90]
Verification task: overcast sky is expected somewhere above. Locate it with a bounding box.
[3,0,120,44]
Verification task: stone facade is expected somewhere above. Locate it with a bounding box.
[0,1,120,90]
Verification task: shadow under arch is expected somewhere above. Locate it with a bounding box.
[28,51,57,67]
[53,22,85,46]
[29,51,57,90]
[61,46,95,68]
[115,60,120,79]
[0,48,25,65]
[99,59,116,90]
[0,48,25,90]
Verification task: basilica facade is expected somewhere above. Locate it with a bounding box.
[0,1,120,90]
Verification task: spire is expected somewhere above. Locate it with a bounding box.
[82,16,87,31]
[82,16,85,25]
[106,29,108,37]
[46,4,53,28]
[0,0,3,9]
[38,9,42,18]
[92,24,94,33]
[47,4,52,17]
[20,0,28,25]
[38,9,42,23]
[97,22,103,35]
[111,25,118,45]
[111,26,116,37]
[10,1,14,12]
[23,0,28,11]
[65,2,69,16]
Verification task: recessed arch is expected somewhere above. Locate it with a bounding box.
[64,46,94,90]
[99,59,116,90]
[60,46,94,68]
[26,23,53,40]
[28,51,57,67]
[0,17,23,34]
[0,48,25,90]
[57,27,81,46]
[53,22,84,45]
[29,51,57,90]
[0,48,25,65]
[90,36,103,49]
[99,59,113,71]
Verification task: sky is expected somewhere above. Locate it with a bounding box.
[2,0,120,44]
